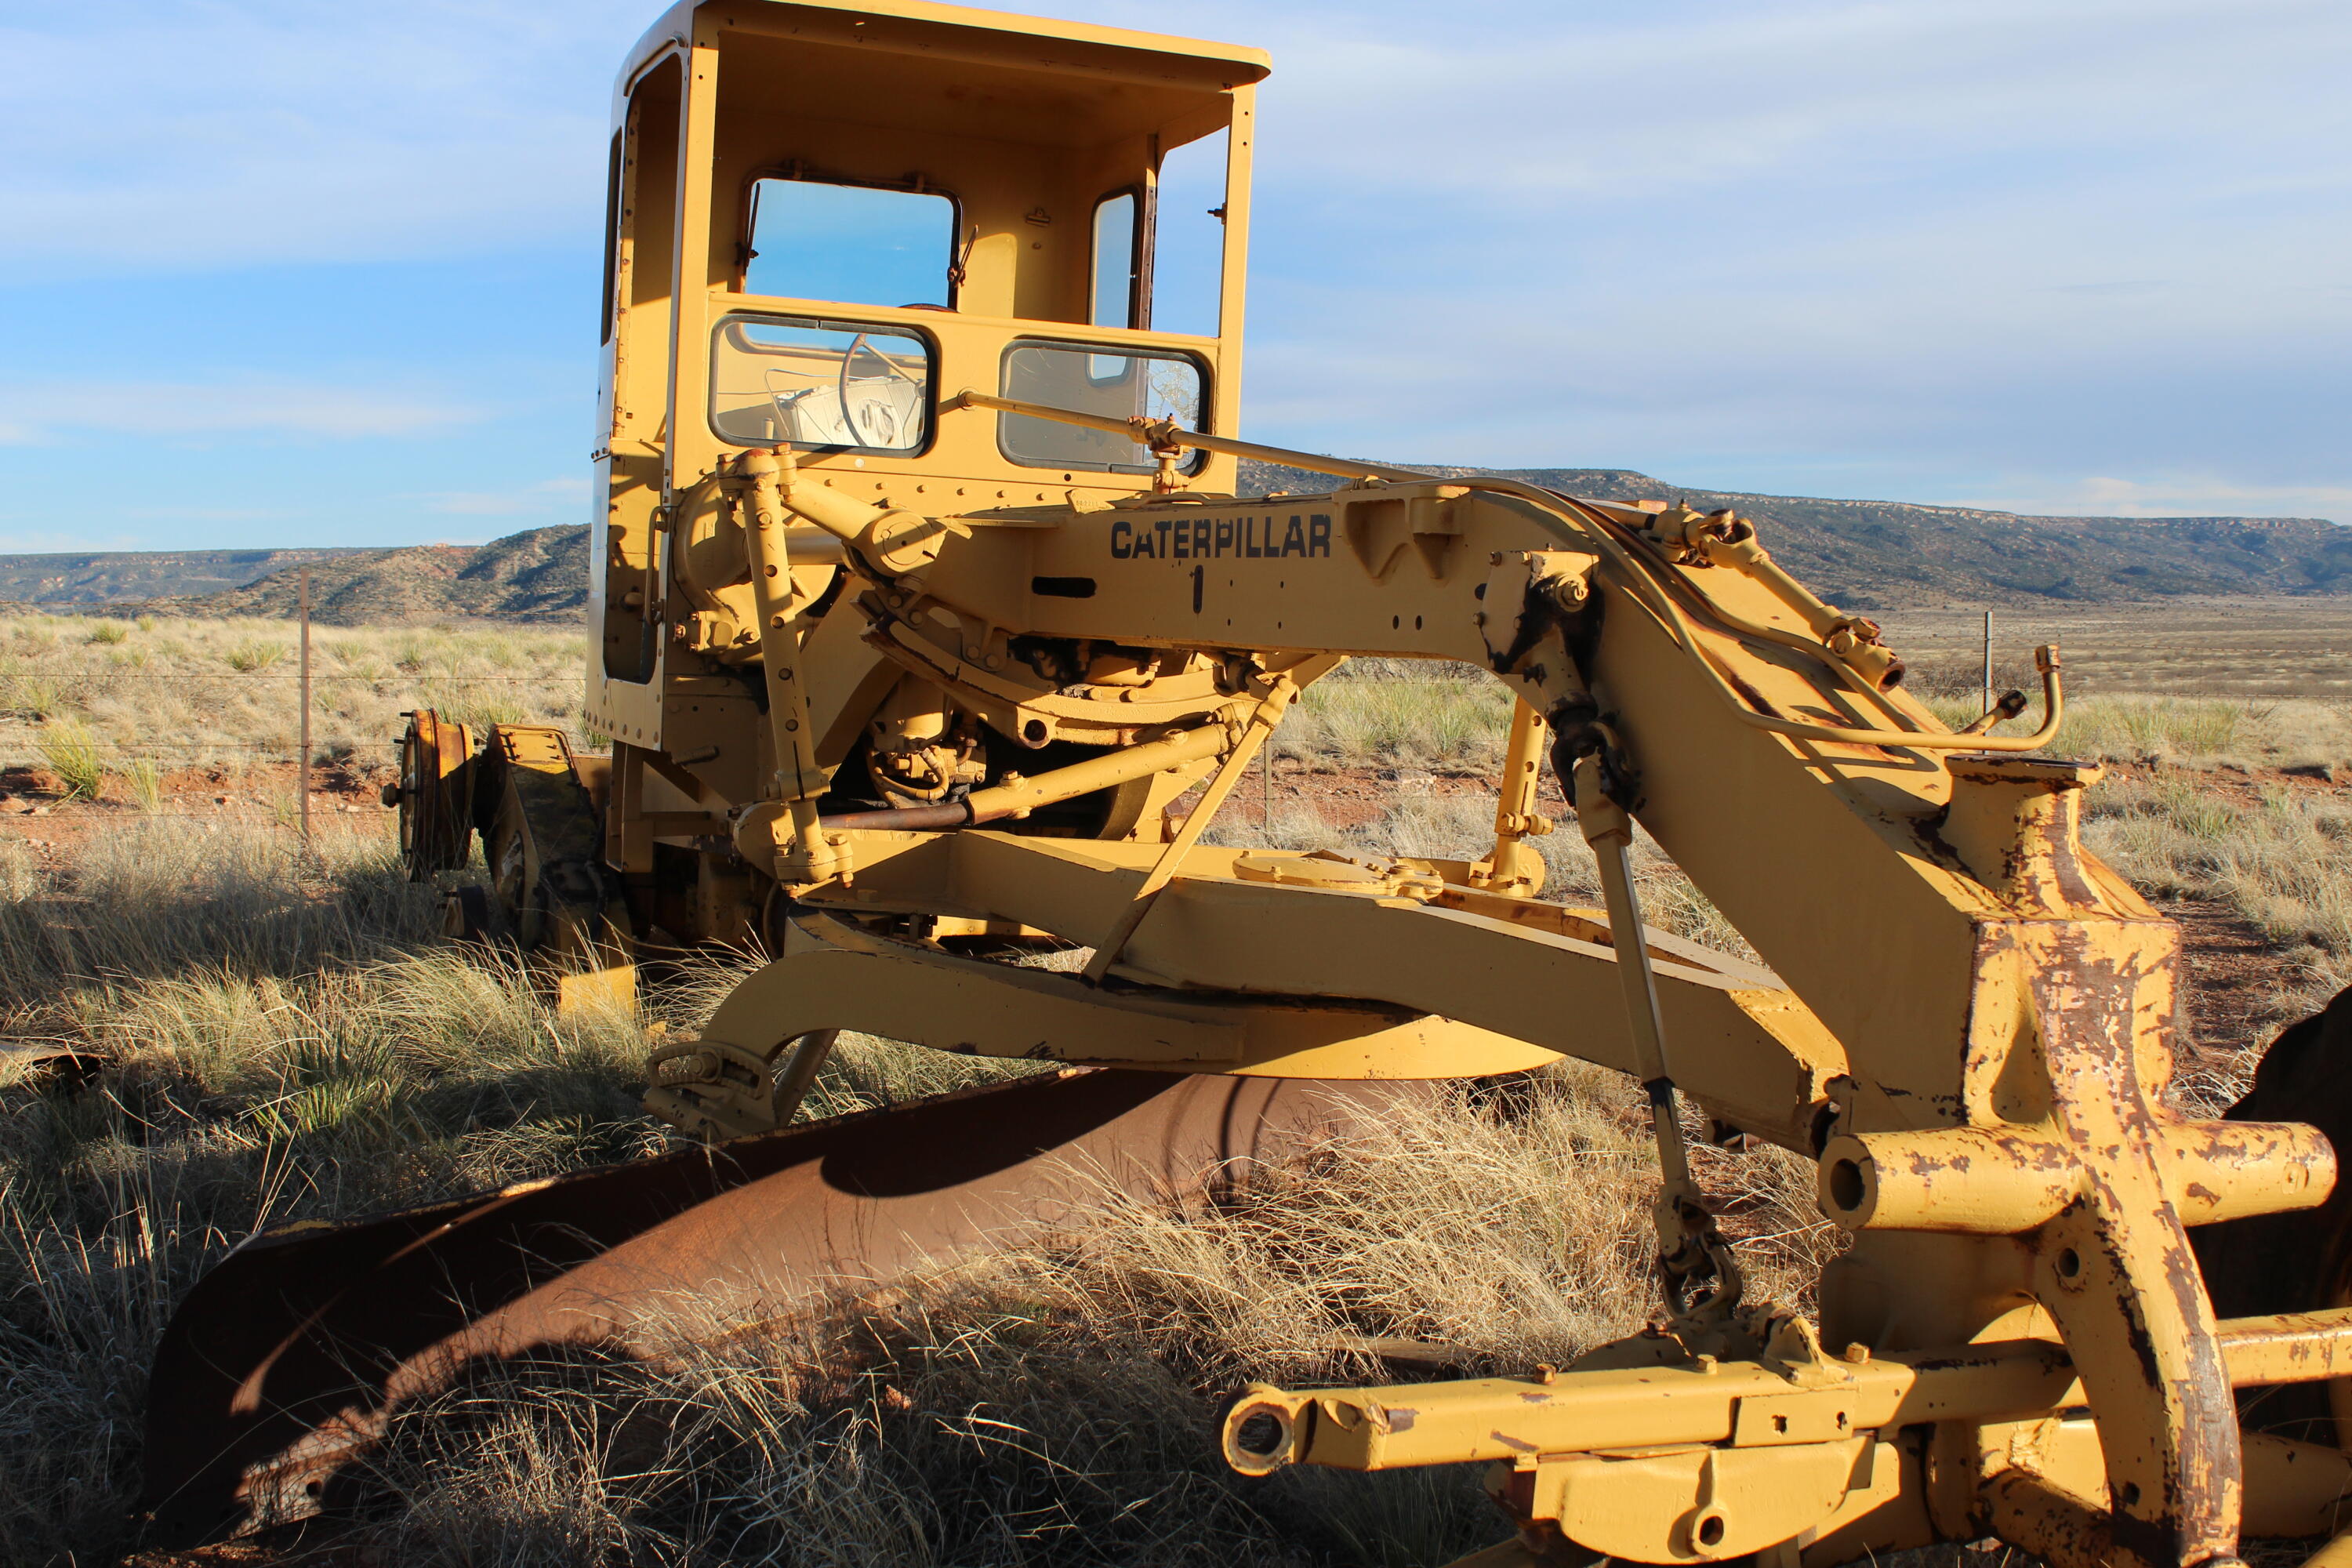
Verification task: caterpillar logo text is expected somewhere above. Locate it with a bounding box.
[1109,513,1334,561]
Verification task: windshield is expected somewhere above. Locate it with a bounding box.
[711,315,931,452]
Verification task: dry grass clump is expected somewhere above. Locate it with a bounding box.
[34,717,105,800]
[0,612,586,784]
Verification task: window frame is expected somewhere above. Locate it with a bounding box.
[599,129,624,346]
[736,167,966,312]
[1145,126,1231,339]
[994,336,1210,476]
[1087,183,1151,331]
[707,310,942,458]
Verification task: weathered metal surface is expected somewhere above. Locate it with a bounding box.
[143,1069,1416,1544]
[1817,1119,2333,1233]
[2008,928,2243,1568]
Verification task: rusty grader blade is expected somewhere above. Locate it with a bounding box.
[143,1069,1416,1544]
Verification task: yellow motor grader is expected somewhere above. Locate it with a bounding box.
[143,3,2352,1564]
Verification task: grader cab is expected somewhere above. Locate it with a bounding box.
[144,4,2352,1566]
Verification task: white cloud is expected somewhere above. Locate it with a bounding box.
[1954,475,2352,521]
[0,381,477,444]
[1203,0,2352,499]
[423,476,591,517]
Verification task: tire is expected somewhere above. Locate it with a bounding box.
[2191,983,2352,1441]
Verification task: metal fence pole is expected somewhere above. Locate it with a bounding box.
[1982,608,1994,715]
[299,567,312,842]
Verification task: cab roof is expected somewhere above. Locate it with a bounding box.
[619,0,1269,104]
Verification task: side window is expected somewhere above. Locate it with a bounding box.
[744,179,957,309]
[1090,190,1141,328]
[712,316,932,453]
[599,130,623,345]
[1150,128,1227,336]
[999,342,1205,474]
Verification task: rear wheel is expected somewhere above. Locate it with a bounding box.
[394,710,475,880]
[2192,984,2352,1441]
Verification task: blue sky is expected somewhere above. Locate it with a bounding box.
[2,0,2346,552]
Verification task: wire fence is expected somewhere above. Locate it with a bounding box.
[2,591,597,831]
[0,673,572,684]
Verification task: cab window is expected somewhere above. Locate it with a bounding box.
[1091,189,1141,328]
[1150,129,1226,336]
[712,315,932,452]
[744,178,957,309]
[997,342,1205,474]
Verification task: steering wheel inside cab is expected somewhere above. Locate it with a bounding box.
[836,332,916,448]
[751,332,923,450]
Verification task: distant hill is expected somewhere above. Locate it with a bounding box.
[10,465,2346,626]
[1236,459,2352,608]
[128,527,589,627]
[0,546,368,608]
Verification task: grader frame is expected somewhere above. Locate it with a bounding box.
[143,4,2352,1565]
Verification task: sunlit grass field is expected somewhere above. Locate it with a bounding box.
[0,603,2347,1563]
[0,613,587,793]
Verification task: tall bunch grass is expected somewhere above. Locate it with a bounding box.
[1288,664,1510,772]
[35,720,105,800]
[223,638,287,673]
[0,821,1049,1562]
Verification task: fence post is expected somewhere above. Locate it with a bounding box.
[299,567,312,842]
[1982,608,1994,716]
